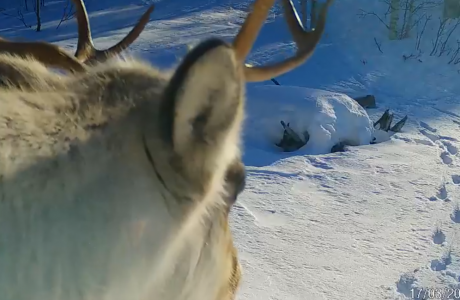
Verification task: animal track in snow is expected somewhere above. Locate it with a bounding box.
[434,107,460,119]
[432,228,446,245]
[451,205,460,223]
[419,128,458,145]
[442,140,459,155]
[397,119,460,296]
[419,129,439,143]
[412,138,435,146]
[417,128,455,166]
[436,182,448,200]
[452,175,460,184]
[430,253,451,271]
[422,129,458,165]
[393,136,412,143]
[440,135,459,142]
[440,151,453,165]
[396,272,418,298]
[306,157,334,170]
[420,121,437,133]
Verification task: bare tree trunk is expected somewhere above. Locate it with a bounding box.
[402,0,415,38]
[24,0,28,11]
[35,0,41,32]
[389,0,400,40]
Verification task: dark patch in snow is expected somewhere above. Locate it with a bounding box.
[451,205,460,223]
[452,175,460,185]
[441,151,453,165]
[396,272,418,298]
[420,121,437,133]
[432,228,446,245]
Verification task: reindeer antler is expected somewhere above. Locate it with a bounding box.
[72,0,154,64]
[0,0,154,72]
[233,0,334,82]
[0,39,86,72]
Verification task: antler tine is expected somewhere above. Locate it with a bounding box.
[92,5,154,62]
[243,0,334,82]
[72,0,92,61]
[232,0,276,63]
[72,0,154,63]
[0,0,152,73]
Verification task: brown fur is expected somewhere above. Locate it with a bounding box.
[0,55,66,89]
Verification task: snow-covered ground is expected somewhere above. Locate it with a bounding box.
[3,0,460,298]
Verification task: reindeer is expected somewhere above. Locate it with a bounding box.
[0,0,333,299]
[0,0,153,89]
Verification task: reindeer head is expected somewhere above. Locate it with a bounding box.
[0,0,334,299]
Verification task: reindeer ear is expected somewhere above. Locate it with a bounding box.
[160,38,244,168]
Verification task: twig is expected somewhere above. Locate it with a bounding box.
[56,0,76,29]
[449,40,460,64]
[271,78,280,85]
[438,19,460,57]
[357,9,390,29]
[374,37,383,54]
[415,14,430,51]
[403,53,416,61]
[430,17,448,56]
[0,8,32,28]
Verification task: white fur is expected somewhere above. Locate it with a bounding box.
[0,43,243,300]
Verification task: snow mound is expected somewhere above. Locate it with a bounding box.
[244,85,374,155]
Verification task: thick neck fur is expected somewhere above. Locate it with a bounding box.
[0,58,167,198]
[0,52,241,300]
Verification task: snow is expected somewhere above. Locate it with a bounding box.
[244,85,374,158]
[2,0,460,299]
